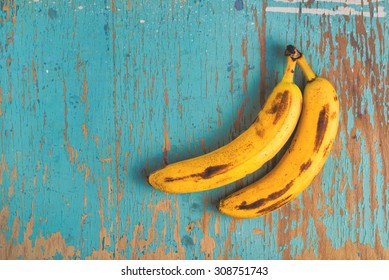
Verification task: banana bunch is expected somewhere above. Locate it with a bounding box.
[148,51,303,193]
[148,45,339,219]
[219,46,340,218]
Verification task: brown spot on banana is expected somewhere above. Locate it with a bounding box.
[237,180,294,210]
[201,164,230,179]
[314,104,329,152]
[251,116,265,138]
[299,159,312,175]
[256,127,265,138]
[164,163,231,182]
[267,91,290,124]
[256,194,293,215]
[322,141,334,158]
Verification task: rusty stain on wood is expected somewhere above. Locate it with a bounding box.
[0,0,388,260]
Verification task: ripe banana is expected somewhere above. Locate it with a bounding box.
[148,55,303,193]
[218,46,340,218]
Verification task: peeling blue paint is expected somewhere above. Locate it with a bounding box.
[306,216,319,258]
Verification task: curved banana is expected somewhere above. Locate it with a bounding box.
[218,46,340,218]
[148,55,303,193]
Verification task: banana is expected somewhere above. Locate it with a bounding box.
[218,46,340,218]
[148,54,303,193]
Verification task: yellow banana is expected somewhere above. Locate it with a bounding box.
[218,46,340,218]
[148,54,303,193]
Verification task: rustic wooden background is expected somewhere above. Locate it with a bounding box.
[0,0,388,260]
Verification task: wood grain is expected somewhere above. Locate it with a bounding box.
[0,0,388,260]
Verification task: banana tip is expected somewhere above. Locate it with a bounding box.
[146,174,153,186]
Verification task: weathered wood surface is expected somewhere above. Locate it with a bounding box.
[0,0,388,260]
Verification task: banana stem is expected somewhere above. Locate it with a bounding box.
[296,54,317,82]
[285,45,317,82]
[282,56,297,83]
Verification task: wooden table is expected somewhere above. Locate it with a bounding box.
[1,0,388,260]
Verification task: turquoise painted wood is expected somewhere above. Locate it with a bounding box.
[0,0,388,259]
